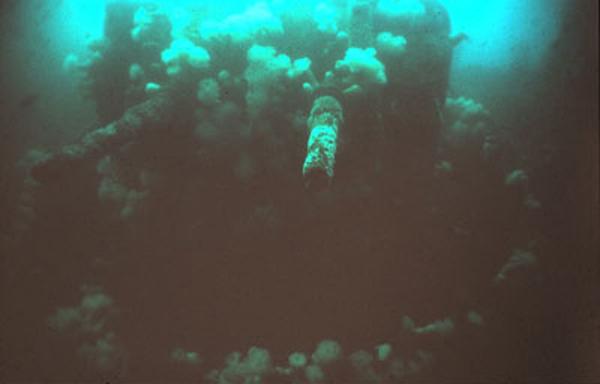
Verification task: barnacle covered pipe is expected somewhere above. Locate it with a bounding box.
[302,94,344,190]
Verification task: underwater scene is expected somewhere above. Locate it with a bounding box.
[0,0,598,382]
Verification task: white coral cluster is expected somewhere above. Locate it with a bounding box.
[495,248,537,283]
[161,39,211,76]
[313,2,339,34]
[96,156,149,220]
[131,5,169,42]
[245,44,291,117]
[443,96,490,148]
[171,347,201,365]
[47,286,123,371]
[197,77,221,106]
[209,347,272,384]
[376,31,408,57]
[244,44,311,118]
[327,47,388,93]
[48,286,114,333]
[200,2,283,44]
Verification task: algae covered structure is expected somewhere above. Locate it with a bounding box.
[1,0,598,382]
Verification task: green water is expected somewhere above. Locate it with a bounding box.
[0,0,597,382]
